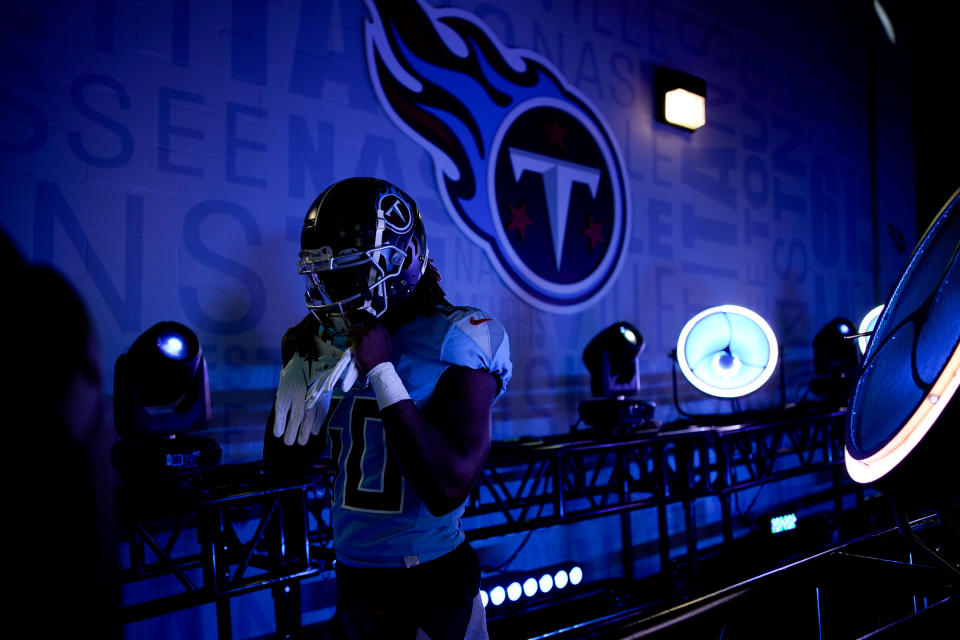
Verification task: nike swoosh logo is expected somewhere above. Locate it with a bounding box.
[469,317,493,325]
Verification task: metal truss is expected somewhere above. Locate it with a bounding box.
[542,509,960,639]
[459,409,850,541]
[117,469,319,639]
[116,409,853,636]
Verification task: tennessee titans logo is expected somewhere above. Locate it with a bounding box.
[379,193,413,233]
[364,0,629,312]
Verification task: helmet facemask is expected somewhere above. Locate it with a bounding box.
[299,243,411,336]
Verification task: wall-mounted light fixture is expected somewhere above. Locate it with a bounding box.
[655,67,707,131]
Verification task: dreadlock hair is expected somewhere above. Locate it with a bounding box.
[408,258,448,313]
[379,258,449,332]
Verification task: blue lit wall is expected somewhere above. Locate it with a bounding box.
[0,0,916,637]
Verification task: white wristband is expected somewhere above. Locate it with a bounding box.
[367,362,411,410]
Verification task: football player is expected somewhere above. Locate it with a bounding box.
[264,177,511,639]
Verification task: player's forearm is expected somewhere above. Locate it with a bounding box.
[361,355,496,515]
[380,401,487,515]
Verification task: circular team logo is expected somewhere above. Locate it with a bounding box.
[366,2,631,312]
[489,98,626,306]
[378,193,413,233]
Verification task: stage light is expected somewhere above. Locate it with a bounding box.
[578,321,655,431]
[112,321,219,480]
[847,188,960,489]
[858,305,884,354]
[539,573,553,593]
[114,321,210,437]
[490,586,506,606]
[555,570,569,589]
[582,321,644,397]
[569,566,583,586]
[809,317,861,405]
[655,67,706,131]
[676,305,779,399]
[845,188,960,579]
[813,318,859,376]
[157,333,187,360]
[770,513,798,534]
[507,582,522,602]
[480,590,489,607]
[523,578,538,597]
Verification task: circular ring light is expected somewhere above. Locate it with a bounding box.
[857,305,884,354]
[846,188,960,490]
[676,305,779,398]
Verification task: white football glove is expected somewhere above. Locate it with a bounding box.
[273,347,359,446]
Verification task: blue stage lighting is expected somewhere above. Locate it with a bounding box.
[539,573,553,593]
[676,305,779,398]
[114,321,210,439]
[156,332,188,360]
[555,570,569,589]
[507,582,522,602]
[583,321,645,397]
[810,317,860,406]
[480,590,489,607]
[857,305,884,354]
[569,566,583,585]
[846,188,960,488]
[490,586,505,606]
[112,321,218,480]
[523,578,538,597]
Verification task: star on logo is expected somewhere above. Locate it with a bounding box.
[581,214,606,252]
[545,115,568,149]
[507,201,535,241]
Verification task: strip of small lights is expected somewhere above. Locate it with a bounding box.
[480,565,584,608]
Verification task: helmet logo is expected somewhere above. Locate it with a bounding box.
[379,194,413,233]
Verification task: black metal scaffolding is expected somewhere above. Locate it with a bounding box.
[117,465,320,639]
[117,408,861,637]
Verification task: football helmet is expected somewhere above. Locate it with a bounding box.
[298,178,429,335]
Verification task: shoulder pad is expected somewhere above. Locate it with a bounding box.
[440,307,512,398]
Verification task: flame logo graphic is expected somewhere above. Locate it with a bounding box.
[365,0,629,312]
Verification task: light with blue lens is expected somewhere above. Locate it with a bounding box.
[157,333,188,360]
[676,305,778,398]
